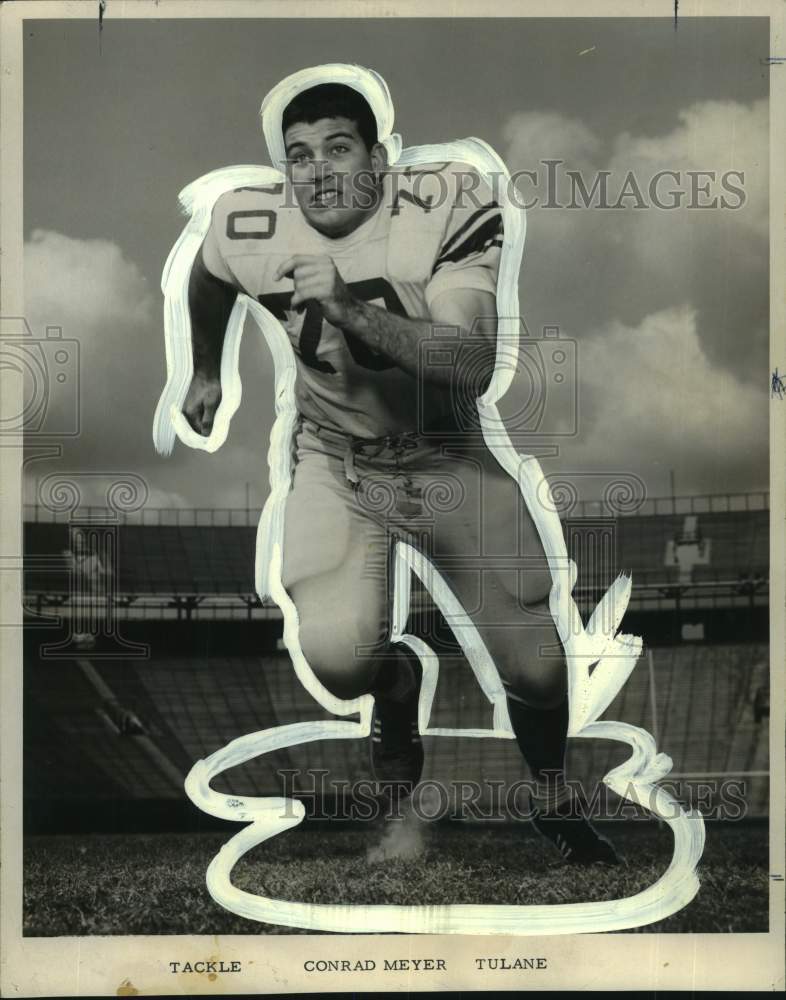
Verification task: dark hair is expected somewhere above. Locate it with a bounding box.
[282,83,378,151]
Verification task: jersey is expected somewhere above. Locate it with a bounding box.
[201,162,504,439]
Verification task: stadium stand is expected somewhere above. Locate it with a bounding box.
[23,522,257,596]
[24,639,770,823]
[23,505,770,601]
[22,493,771,829]
[422,641,769,816]
[117,526,256,594]
[24,659,180,801]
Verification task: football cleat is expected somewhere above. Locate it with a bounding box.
[531,799,621,866]
[369,690,424,803]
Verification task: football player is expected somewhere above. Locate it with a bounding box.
[181,79,617,865]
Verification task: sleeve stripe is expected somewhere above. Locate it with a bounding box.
[432,238,503,277]
[432,215,504,272]
[437,202,500,258]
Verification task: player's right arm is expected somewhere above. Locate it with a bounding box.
[182,220,238,437]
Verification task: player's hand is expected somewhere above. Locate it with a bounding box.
[182,372,222,437]
[274,254,356,327]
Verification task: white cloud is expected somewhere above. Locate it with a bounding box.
[503,111,601,173]
[502,111,602,250]
[24,229,154,334]
[558,306,768,495]
[22,476,192,513]
[20,230,278,513]
[22,230,162,488]
[609,98,768,240]
[501,98,768,393]
[19,94,770,509]
[138,484,193,510]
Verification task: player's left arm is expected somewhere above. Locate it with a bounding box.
[274,256,498,393]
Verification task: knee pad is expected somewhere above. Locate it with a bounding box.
[517,663,567,711]
[505,613,567,710]
[295,610,386,700]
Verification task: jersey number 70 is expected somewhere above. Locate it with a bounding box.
[258,278,405,374]
[229,188,415,374]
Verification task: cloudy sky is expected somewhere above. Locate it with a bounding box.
[22,15,769,512]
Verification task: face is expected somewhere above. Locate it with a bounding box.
[284,116,386,237]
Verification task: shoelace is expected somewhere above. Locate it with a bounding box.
[371,717,421,750]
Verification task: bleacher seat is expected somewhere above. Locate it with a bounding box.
[24,641,770,817]
[22,505,771,597]
[615,515,684,574]
[117,526,257,593]
[25,652,371,803]
[693,511,769,576]
[25,660,179,800]
[21,501,771,822]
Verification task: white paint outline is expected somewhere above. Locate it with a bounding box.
[154,63,705,934]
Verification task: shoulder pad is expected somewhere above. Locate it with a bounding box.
[199,189,289,286]
[212,182,289,243]
[390,161,499,219]
[385,161,499,282]
[210,184,308,299]
[387,161,453,218]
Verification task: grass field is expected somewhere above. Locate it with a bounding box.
[24,819,768,935]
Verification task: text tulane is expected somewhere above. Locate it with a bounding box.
[475,957,548,970]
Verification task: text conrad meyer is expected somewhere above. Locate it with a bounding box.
[304,958,446,972]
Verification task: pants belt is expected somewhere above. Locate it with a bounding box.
[299,417,421,485]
